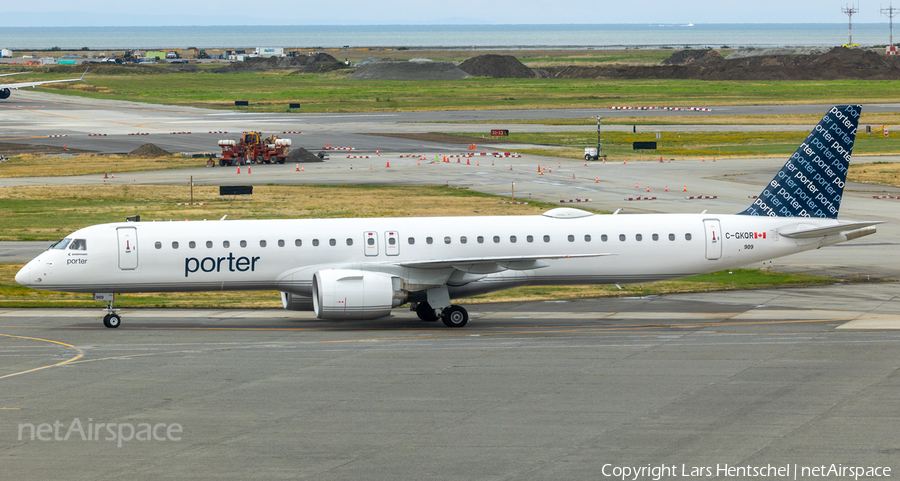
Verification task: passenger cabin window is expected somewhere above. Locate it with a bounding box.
[313,239,319,247]
[388,237,396,246]
[527,235,534,243]
[69,239,87,250]
[189,241,196,249]
[567,235,575,242]
[585,235,591,242]
[685,233,692,241]
[367,238,375,246]
[206,241,213,248]
[240,240,247,248]
[223,240,230,248]
[652,234,659,241]
[52,239,72,250]
[477,236,484,244]
[601,234,608,242]
[346,238,353,246]
[426,237,433,245]
[172,241,179,249]
[510,235,517,243]
[543,235,550,243]
[155,241,162,249]
[618,234,626,242]
[329,239,336,246]
[460,236,467,244]
[295,239,302,247]
[260,240,267,247]
[493,236,500,244]
[444,236,451,244]
[668,233,675,241]
[278,240,285,247]
[408,237,415,245]
[635,234,643,241]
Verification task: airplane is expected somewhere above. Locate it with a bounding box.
[15,105,880,329]
[0,68,88,100]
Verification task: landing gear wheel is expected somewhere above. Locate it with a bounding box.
[441,305,468,328]
[416,302,439,322]
[103,313,121,329]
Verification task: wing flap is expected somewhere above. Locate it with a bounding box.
[399,253,614,271]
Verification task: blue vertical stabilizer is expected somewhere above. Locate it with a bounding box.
[738,105,860,218]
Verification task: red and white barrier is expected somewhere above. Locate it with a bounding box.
[128,132,150,136]
[47,134,68,137]
[685,195,718,200]
[872,195,898,199]
[208,131,228,134]
[624,196,657,201]
[171,131,192,134]
[283,131,302,134]
[88,133,107,136]
[609,106,712,112]
[559,198,592,203]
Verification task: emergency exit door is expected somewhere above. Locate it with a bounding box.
[117,227,139,270]
[703,219,722,260]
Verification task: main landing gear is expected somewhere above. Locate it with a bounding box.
[414,301,468,328]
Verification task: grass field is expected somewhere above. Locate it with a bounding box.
[0,184,570,242]
[6,67,900,112]
[448,130,900,160]
[848,161,900,187]
[0,154,208,178]
[418,113,900,126]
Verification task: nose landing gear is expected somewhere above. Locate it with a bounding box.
[95,293,121,328]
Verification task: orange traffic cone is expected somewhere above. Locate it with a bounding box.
[595,177,599,183]
[376,150,379,155]
[111,173,115,179]
[466,158,470,165]
[247,166,251,174]
[683,186,687,192]
[665,186,668,192]
[237,166,241,174]
[104,172,108,179]
[476,160,479,166]
[63,144,67,150]
[646,186,650,193]
[301,167,304,172]
[386,161,390,167]
[636,182,639,189]
[702,157,705,162]
[296,163,300,171]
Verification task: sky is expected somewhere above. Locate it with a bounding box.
[0,1,895,26]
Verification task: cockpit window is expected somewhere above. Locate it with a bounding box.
[52,238,72,250]
[69,239,87,250]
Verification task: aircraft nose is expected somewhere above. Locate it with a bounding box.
[15,264,31,286]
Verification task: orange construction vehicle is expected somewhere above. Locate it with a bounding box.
[217,132,292,166]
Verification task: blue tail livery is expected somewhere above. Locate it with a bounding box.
[739,104,860,218]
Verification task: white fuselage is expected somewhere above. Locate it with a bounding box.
[15,212,845,299]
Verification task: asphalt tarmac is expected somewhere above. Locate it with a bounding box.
[2,92,899,480]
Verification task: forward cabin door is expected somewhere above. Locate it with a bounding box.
[364,231,379,257]
[385,231,399,256]
[703,219,722,260]
[117,227,139,270]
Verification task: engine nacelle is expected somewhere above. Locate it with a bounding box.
[280,291,314,311]
[0,88,11,100]
[312,269,405,320]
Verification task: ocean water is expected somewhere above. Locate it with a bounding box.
[0,24,893,50]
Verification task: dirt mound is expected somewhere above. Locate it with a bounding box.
[548,47,900,81]
[459,55,536,78]
[349,61,471,80]
[661,49,724,66]
[287,147,324,163]
[212,53,344,73]
[127,143,170,158]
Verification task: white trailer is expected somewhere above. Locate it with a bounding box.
[256,47,285,58]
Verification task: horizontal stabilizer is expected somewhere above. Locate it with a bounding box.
[779,221,882,239]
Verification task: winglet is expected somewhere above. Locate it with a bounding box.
[739,105,860,218]
[79,68,89,82]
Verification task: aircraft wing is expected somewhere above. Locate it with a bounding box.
[0,72,31,78]
[399,253,615,272]
[1,68,88,90]
[779,221,883,239]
